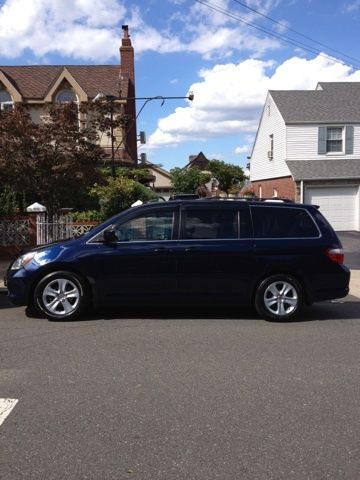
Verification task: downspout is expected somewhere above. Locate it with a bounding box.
[300,180,304,203]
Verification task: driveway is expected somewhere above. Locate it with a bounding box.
[338,231,360,269]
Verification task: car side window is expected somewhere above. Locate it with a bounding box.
[182,208,239,239]
[112,211,174,242]
[251,206,319,238]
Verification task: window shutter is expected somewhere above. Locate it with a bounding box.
[345,126,354,154]
[318,126,327,154]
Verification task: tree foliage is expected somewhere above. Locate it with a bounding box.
[207,160,245,193]
[170,167,211,194]
[0,185,18,217]
[0,104,105,215]
[90,176,157,219]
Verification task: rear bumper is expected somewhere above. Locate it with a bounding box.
[310,265,351,303]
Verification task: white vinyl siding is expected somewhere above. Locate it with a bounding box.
[287,124,360,160]
[250,94,290,181]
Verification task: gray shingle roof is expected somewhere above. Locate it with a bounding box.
[270,82,360,123]
[286,159,360,180]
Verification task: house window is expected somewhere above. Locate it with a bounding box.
[268,134,274,160]
[259,185,262,198]
[55,89,78,104]
[318,126,353,155]
[273,187,278,197]
[0,90,13,111]
[326,127,343,152]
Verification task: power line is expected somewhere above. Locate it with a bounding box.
[194,0,360,70]
[230,0,360,66]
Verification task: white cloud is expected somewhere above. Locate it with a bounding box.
[0,0,127,60]
[0,0,285,61]
[235,145,251,154]
[148,54,360,148]
[345,0,360,12]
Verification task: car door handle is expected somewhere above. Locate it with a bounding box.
[184,247,198,253]
[153,248,173,253]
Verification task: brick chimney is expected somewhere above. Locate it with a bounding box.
[120,25,137,165]
[120,25,135,85]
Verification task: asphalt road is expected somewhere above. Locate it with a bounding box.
[339,231,360,269]
[1,295,360,480]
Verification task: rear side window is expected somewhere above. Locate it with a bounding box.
[182,208,240,239]
[251,206,319,238]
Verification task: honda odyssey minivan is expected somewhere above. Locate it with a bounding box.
[6,198,350,321]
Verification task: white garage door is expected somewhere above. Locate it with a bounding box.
[306,186,358,231]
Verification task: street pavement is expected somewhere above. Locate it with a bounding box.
[1,296,360,479]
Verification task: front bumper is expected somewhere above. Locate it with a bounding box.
[5,269,35,306]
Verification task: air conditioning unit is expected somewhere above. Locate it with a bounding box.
[267,151,273,159]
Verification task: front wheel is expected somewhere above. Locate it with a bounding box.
[255,275,303,321]
[34,271,88,321]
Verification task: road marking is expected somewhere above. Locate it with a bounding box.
[0,399,18,426]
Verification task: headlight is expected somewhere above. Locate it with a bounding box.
[10,252,37,271]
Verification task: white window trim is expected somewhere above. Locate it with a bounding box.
[55,89,79,104]
[0,90,14,110]
[326,126,344,155]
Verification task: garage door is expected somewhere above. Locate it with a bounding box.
[305,186,358,231]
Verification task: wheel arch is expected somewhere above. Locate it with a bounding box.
[252,269,312,306]
[28,263,94,306]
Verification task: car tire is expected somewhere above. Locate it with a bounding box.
[255,274,303,321]
[34,271,88,321]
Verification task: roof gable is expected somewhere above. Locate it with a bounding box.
[0,65,122,101]
[0,69,23,101]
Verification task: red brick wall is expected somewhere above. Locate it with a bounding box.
[251,176,296,200]
[120,25,137,165]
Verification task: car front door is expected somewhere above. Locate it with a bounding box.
[86,206,179,305]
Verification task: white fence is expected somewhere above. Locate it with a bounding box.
[36,213,96,245]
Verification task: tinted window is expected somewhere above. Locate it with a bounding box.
[251,206,319,238]
[182,209,238,239]
[89,211,174,243]
[114,211,174,241]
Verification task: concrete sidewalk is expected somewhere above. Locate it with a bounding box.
[1,258,359,300]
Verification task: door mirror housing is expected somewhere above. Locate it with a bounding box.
[103,229,118,244]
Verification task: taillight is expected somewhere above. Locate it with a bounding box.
[325,248,344,265]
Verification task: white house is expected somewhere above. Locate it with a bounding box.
[250,82,360,231]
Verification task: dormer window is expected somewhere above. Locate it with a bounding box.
[55,89,78,104]
[0,89,13,111]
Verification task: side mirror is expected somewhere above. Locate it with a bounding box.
[103,229,118,244]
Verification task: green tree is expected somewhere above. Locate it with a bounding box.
[0,104,105,216]
[0,185,19,217]
[90,176,156,219]
[170,167,211,194]
[207,160,245,194]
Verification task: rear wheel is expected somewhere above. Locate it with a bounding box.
[255,275,303,321]
[34,271,88,320]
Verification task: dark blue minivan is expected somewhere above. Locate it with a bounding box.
[6,199,350,321]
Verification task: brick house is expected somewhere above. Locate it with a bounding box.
[0,25,137,165]
[250,82,360,231]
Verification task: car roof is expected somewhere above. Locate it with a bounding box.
[139,198,314,209]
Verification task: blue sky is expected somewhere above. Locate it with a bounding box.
[1,0,360,172]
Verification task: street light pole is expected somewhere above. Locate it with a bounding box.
[109,97,116,179]
[94,92,194,167]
